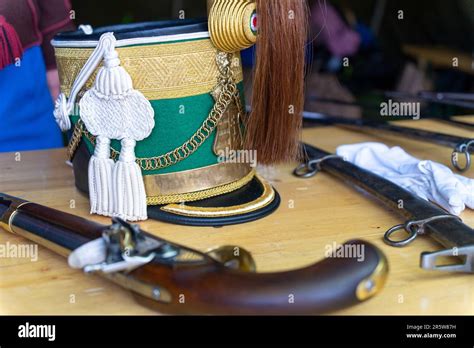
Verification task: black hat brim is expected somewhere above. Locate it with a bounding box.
[148,175,280,227]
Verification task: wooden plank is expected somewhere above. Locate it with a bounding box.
[403,45,474,75]
[0,117,473,314]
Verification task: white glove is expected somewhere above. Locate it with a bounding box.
[336,142,474,216]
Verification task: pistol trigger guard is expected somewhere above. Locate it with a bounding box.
[206,245,256,272]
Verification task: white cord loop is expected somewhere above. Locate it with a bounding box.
[53,93,72,131]
[53,31,110,132]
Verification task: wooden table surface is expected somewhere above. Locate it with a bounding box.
[403,45,474,75]
[1,116,473,315]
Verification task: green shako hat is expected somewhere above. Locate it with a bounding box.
[52,1,307,226]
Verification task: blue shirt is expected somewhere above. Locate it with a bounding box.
[0,45,63,152]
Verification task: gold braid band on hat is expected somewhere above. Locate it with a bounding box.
[67,52,244,170]
[55,39,244,101]
[147,169,255,205]
[209,0,257,53]
[159,174,274,217]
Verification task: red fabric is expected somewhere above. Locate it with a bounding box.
[0,14,23,69]
[0,0,75,69]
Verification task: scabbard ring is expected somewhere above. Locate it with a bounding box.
[384,215,462,247]
[293,162,320,178]
[293,155,344,178]
[451,140,473,172]
[383,223,418,247]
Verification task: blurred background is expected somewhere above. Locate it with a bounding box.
[70,0,474,121]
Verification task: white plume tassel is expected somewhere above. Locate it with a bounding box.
[113,139,147,221]
[79,33,155,221]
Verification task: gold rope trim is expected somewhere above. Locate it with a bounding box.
[147,169,255,205]
[159,174,274,217]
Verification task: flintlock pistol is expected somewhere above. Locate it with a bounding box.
[0,193,388,314]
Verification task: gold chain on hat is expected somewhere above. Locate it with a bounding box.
[67,52,244,171]
[67,119,84,161]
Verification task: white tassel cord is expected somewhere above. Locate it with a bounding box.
[113,139,148,221]
[88,136,114,216]
[80,33,155,221]
[79,34,120,218]
[55,32,154,220]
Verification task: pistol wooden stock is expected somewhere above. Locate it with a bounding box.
[132,239,387,315]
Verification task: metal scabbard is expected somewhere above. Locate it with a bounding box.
[298,143,474,273]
